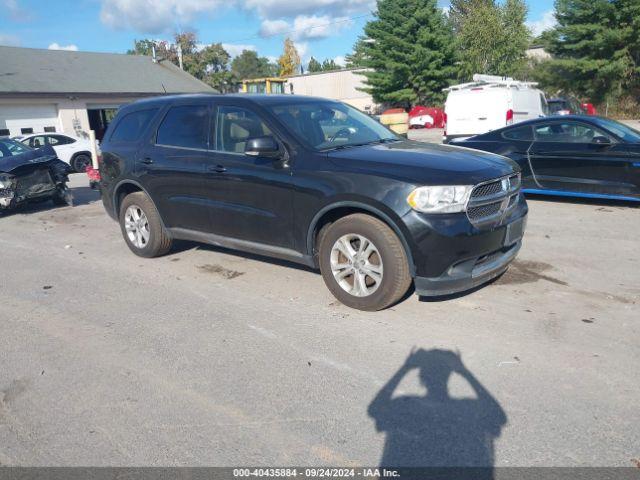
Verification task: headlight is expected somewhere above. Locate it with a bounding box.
[407,185,474,214]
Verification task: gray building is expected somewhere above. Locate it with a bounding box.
[0,46,214,139]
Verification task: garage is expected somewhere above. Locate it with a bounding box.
[0,104,61,137]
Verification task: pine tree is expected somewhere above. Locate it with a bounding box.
[345,37,368,68]
[278,38,301,76]
[537,0,640,103]
[308,57,322,72]
[321,59,338,71]
[361,0,458,106]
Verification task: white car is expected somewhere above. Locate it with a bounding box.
[443,74,548,143]
[15,133,94,172]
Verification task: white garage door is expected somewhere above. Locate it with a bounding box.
[0,104,60,137]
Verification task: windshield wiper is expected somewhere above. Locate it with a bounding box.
[322,138,400,152]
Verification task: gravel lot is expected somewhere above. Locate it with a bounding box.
[0,173,638,468]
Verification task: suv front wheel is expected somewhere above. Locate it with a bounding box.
[319,214,412,311]
[119,191,172,258]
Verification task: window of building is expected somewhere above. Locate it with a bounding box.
[21,128,34,134]
[44,126,56,133]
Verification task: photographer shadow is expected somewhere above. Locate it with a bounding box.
[368,349,506,479]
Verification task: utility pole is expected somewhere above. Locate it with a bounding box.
[177,44,184,70]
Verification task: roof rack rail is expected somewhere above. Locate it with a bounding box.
[443,74,538,92]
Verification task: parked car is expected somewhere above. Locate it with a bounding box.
[0,138,72,211]
[450,115,640,201]
[443,74,548,143]
[15,133,93,173]
[547,97,585,116]
[99,94,527,311]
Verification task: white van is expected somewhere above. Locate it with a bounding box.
[443,74,548,143]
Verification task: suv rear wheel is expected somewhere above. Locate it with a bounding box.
[319,214,412,311]
[119,191,172,258]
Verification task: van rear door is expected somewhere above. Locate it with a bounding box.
[445,87,509,138]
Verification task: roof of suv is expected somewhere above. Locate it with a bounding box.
[125,93,338,109]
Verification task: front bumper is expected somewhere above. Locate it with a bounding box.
[404,193,528,296]
[414,240,521,296]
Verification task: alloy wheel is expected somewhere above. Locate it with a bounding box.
[330,233,383,297]
[124,205,150,249]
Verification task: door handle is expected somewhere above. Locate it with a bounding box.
[207,165,227,173]
[141,157,153,165]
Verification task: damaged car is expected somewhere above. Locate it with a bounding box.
[0,138,72,212]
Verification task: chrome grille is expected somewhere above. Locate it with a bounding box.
[466,173,520,225]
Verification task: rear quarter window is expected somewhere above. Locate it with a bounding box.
[502,125,533,141]
[109,108,158,143]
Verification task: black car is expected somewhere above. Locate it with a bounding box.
[99,94,527,311]
[547,97,585,116]
[452,115,640,202]
[0,138,72,212]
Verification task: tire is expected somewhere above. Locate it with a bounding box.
[72,154,91,173]
[318,214,412,311]
[52,187,70,206]
[119,191,172,258]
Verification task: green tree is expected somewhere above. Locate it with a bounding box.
[231,49,276,79]
[321,59,338,71]
[456,0,530,80]
[535,0,640,104]
[307,56,322,72]
[448,0,494,32]
[360,0,458,106]
[345,37,368,68]
[278,38,301,76]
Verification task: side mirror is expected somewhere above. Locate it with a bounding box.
[592,136,611,145]
[245,136,280,158]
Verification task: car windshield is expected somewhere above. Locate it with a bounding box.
[266,101,398,151]
[0,138,32,157]
[591,117,640,143]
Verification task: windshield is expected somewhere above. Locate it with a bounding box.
[267,101,398,151]
[591,117,640,143]
[0,138,32,157]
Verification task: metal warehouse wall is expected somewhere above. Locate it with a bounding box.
[286,68,378,112]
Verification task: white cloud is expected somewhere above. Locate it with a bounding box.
[259,19,290,37]
[99,0,372,42]
[100,0,225,34]
[221,43,257,57]
[333,55,346,67]
[0,33,20,46]
[48,42,79,51]
[527,9,556,37]
[244,0,373,23]
[260,14,352,41]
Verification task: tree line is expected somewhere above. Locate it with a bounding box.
[128,0,639,114]
[350,0,639,113]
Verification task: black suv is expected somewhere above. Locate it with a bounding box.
[100,94,527,311]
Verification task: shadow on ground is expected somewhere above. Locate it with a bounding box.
[369,349,506,479]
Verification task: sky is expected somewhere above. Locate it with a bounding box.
[0,0,557,66]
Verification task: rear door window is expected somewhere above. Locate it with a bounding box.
[156,105,209,150]
[110,108,158,143]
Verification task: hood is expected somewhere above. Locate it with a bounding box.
[327,140,518,185]
[0,145,59,173]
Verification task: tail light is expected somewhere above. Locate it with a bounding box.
[506,109,514,125]
[443,112,448,136]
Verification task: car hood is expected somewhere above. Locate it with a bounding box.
[0,145,59,173]
[327,140,518,185]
